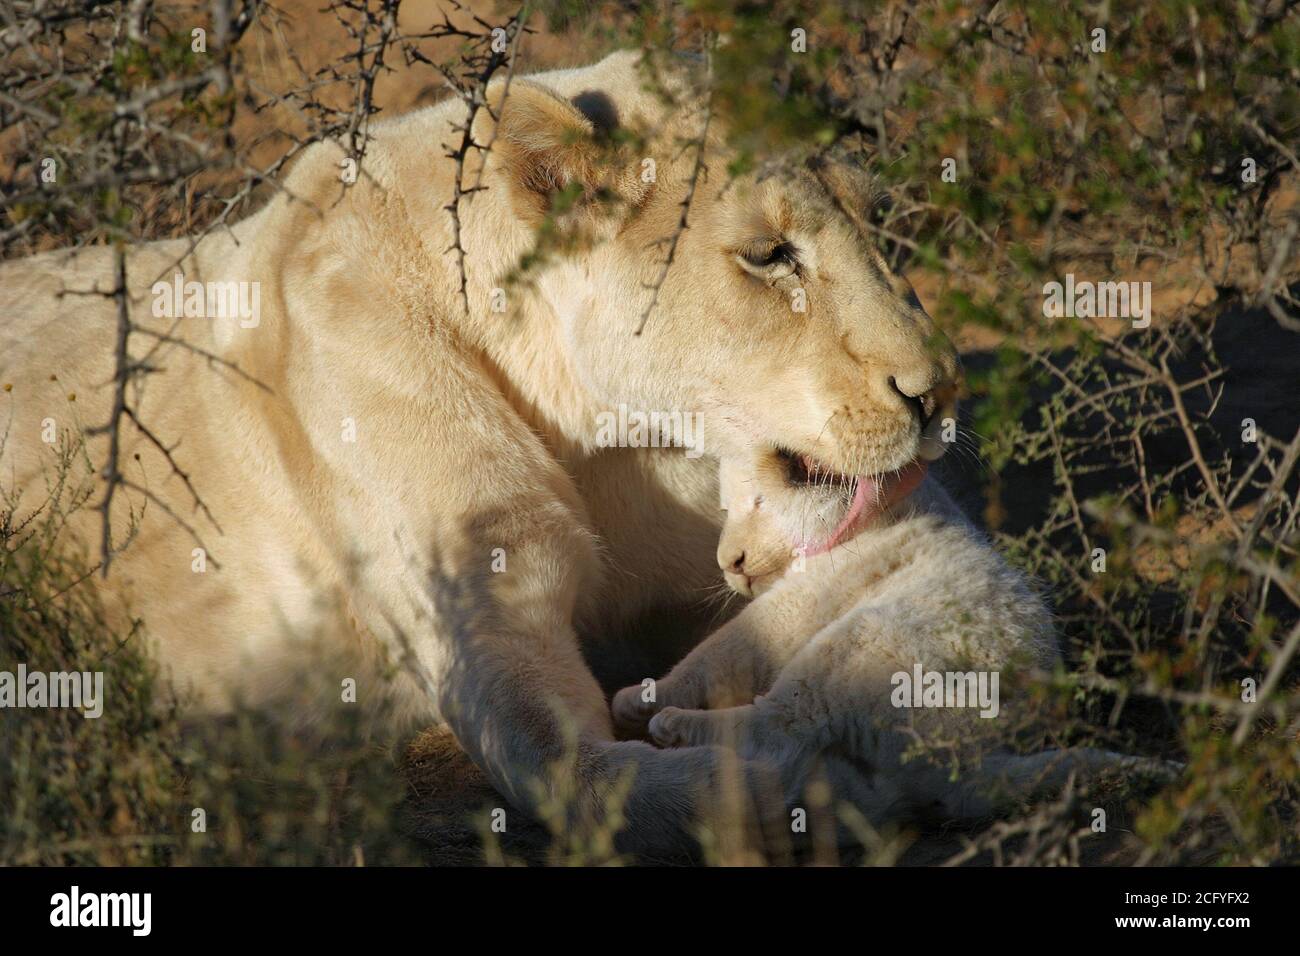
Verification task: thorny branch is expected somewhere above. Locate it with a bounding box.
[424,0,532,318]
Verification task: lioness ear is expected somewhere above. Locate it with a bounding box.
[476,80,642,222]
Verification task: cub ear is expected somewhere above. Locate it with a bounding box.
[476,80,641,221]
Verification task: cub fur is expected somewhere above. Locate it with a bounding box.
[614,451,1169,824]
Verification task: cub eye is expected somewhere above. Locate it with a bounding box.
[735,239,800,279]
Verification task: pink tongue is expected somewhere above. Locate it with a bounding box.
[804,461,928,556]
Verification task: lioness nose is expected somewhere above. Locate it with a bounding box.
[885,366,955,429]
[888,374,940,428]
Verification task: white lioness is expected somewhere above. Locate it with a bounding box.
[613,452,1166,824]
[1,51,961,851]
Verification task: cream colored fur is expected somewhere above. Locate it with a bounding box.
[614,453,1170,824]
[2,51,963,850]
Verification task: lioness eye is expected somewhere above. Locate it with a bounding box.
[736,240,800,281]
[738,240,797,269]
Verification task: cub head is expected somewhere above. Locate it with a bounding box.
[482,56,960,548]
[716,448,929,597]
[716,454,796,598]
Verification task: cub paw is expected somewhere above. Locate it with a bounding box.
[648,706,686,747]
[612,682,660,734]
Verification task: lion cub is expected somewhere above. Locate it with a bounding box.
[614,452,1159,823]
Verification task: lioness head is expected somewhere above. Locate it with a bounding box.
[480,55,959,548]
